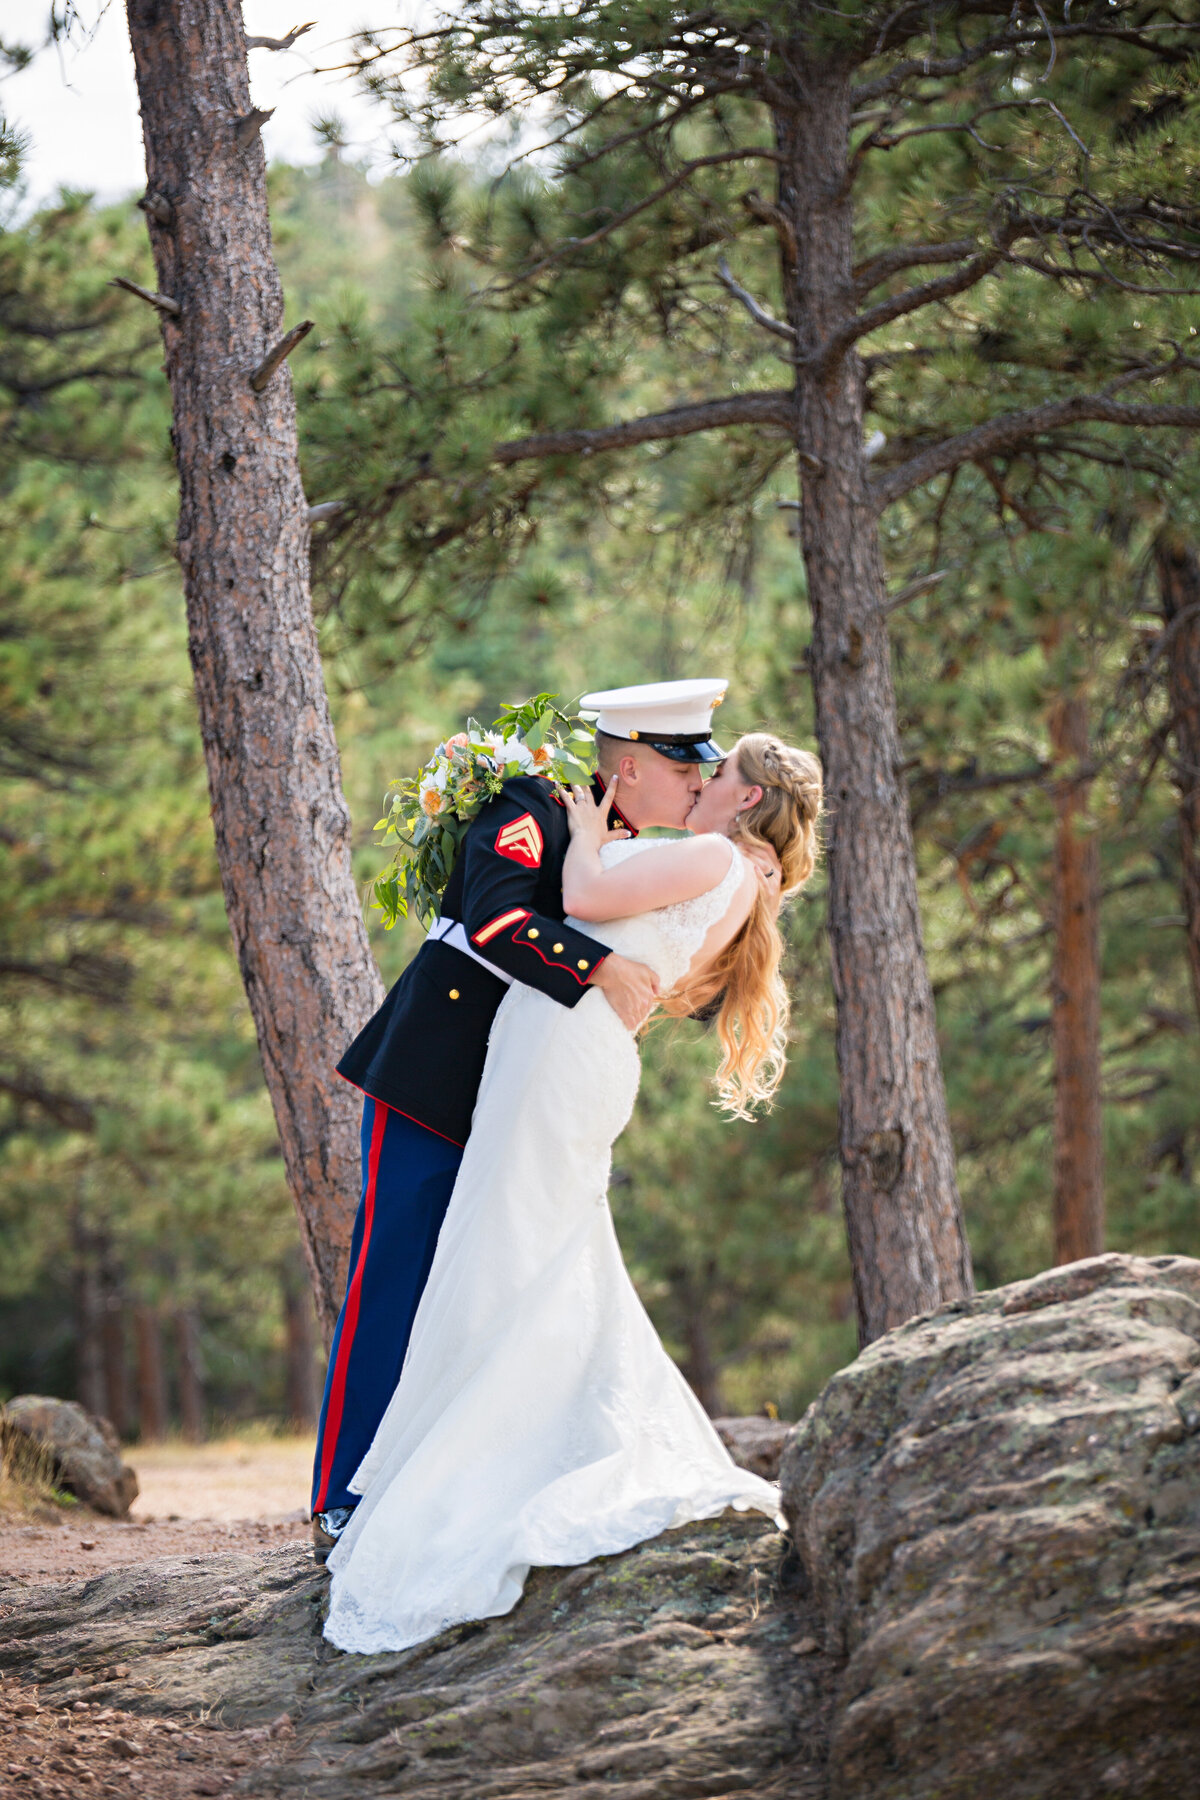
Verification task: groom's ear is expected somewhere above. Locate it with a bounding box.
[617,751,642,785]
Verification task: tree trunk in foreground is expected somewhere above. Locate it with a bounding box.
[1048,682,1104,1263]
[776,72,974,1343]
[124,0,383,1338]
[1155,528,1200,1032]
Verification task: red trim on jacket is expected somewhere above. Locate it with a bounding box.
[511,928,593,985]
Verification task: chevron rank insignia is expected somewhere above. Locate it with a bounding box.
[495,812,543,868]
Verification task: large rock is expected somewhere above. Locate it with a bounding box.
[2,1396,138,1517]
[781,1252,1200,1800]
[0,1514,832,1798]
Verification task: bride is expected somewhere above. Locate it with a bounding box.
[323,731,824,1656]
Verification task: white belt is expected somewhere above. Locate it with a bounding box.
[427,915,514,986]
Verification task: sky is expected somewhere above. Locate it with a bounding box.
[0,2,394,205]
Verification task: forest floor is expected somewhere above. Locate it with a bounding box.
[0,1433,314,1586]
[0,1434,822,1800]
[0,1434,315,1799]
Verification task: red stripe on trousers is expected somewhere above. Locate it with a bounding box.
[313,1099,388,1514]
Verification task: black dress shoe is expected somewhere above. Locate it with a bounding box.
[312,1505,356,1567]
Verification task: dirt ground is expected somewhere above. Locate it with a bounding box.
[0,1434,315,1586]
[0,1435,317,1799]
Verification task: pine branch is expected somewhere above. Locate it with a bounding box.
[716,258,795,342]
[493,390,795,464]
[853,15,1200,105]
[828,225,1021,362]
[854,239,977,296]
[245,22,314,51]
[109,275,180,317]
[491,148,781,293]
[0,1069,94,1132]
[874,397,1200,509]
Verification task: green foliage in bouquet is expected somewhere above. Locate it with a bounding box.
[371,693,596,929]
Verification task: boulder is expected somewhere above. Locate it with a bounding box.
[714,1413,792,1479]
[781,1252,1200,1800]
[2,1396,138,1518]
[0,1514,831,1798]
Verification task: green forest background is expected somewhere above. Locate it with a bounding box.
[2,134,1197,1437]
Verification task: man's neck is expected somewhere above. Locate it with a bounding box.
[593,771,639,837]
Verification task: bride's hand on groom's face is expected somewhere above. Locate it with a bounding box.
[562,777,632,849]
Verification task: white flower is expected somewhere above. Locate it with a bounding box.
[418,760,449,817]
[468,729,515,772]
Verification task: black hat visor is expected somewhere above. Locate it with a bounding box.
[632,733,726,764]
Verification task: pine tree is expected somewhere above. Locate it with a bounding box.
[121,0,382,1335]
[320,0,1200,1338]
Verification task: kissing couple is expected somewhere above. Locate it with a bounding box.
[311,679,824,1655]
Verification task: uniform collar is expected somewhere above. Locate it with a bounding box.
[592,773,639,837]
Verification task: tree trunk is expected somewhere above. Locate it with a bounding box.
[281,1249,319,1430]
[775,70,974,1343]
[134,1305,169,1442]
[99,1245,130,1440]
[72,1212,107,1420]
[1048,679,1104,1263]
[1155,528,1200,1030]
[123,0,383,1340]
[173,1308,206,1443]
[670,1263,725,1417]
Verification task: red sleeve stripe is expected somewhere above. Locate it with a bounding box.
[472,907,531,947]
[514,932,592,985]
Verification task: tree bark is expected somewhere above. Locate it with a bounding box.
[72,1212,107,1421]
[1155,528,1200,1031]
[134,1305,169,1442]
[173,1308,206,1443]
[1048,674,1104,1263]
[775,69,974,1343]
[281,1249,319,1429]
[99,1246,130,1440]
[670,1263,725,1418]
[123,0,383,1339]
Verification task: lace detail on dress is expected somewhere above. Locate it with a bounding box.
[567,835,744,994]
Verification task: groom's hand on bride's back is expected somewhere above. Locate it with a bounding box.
[588,953,660,1030]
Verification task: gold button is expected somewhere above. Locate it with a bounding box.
[578,959,589,969]
[553,942,564,954]
[448,988,460,1000]
[528,927,539,939]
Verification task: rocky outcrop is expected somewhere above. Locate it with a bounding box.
[782,1252,1200,1800]
[4,1254,1198,1799]
[0,1513,832,1799]
[1,1397,138,1517]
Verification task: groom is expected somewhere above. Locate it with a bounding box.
[311,678,729,1561]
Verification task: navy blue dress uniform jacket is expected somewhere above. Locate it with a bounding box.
[337,774,629,1147]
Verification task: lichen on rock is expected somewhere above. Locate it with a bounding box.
[781,1252,1200,1800]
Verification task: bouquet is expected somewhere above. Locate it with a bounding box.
[370,693,596,929]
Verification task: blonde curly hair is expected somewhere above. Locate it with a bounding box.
[662,732,824,1118]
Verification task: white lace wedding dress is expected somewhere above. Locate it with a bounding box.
[323,835,782,1656]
